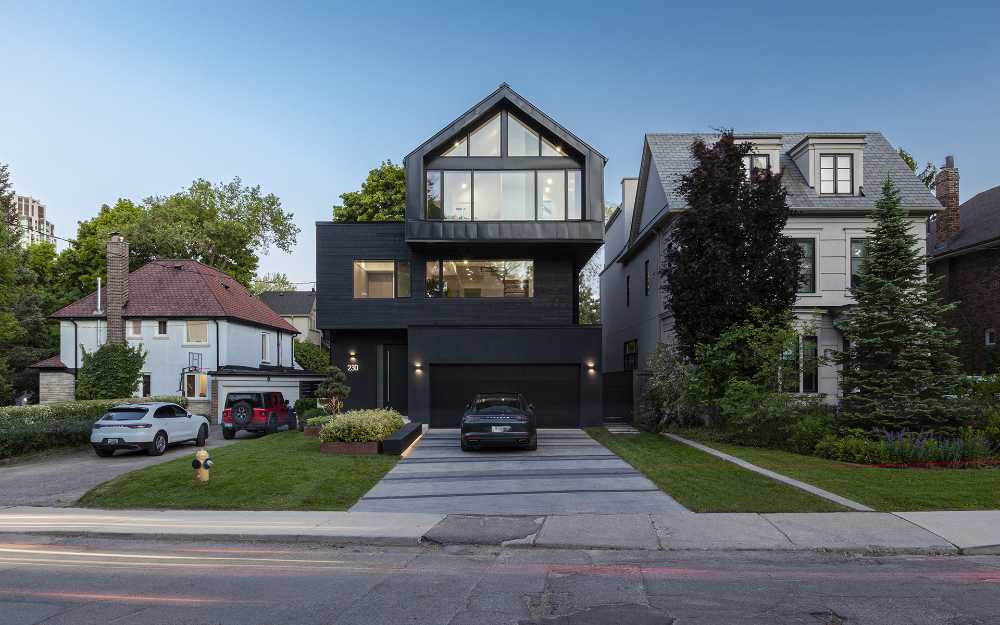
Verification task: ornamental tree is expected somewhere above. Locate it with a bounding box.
[834,177,965,433]
[664,131,802,357]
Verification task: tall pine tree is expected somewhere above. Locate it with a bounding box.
[665,132,802,357]
[835,177,964,433]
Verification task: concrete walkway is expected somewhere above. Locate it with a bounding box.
[665,433,875,511]
[351,429,688,515]
[3,506,994,554]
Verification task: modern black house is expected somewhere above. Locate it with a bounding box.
[316,84,605,427]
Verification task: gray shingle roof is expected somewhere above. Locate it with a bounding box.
[929,185,1000,257]
[258,290,315,316]
[645,132,940,213]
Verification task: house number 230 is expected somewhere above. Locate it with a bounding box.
[347,363,359,372]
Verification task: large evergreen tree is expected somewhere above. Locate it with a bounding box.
[834,177,964,433]
[665,132,802,357]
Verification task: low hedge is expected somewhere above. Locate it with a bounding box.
[0,396,185,459]
[318,409,405,444]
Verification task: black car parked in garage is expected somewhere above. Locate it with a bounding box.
[460,392,537,451]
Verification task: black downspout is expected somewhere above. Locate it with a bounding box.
[213,320,221,369]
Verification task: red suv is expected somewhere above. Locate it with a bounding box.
[222,392,296,439]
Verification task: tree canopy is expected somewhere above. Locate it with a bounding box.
[333,160,406,222]
[250,272,295,295]
[834,177,965,433]
[664,132,802,357]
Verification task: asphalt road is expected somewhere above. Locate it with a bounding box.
[0,534,997,624]
[0,427,247,507]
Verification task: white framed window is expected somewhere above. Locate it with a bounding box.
[184,372,208,399]
[742,154,771,179]
[185,320,209,344]
[792,238,817,294]
[986,329,996,347]
[126,319,142,339]
[155,320,169,337]
[261,332,271,363]
[820,154,853,195]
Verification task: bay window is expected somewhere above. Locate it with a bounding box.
[425,260,533,298]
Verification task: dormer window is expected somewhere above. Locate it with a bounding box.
[820,154,853,195]
[742,154,771,179]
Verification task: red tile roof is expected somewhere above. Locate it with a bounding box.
[51,260,298,334]
[30,355,67,370]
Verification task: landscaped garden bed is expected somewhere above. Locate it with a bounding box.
[78,431,397,510]
[318,408,405,455]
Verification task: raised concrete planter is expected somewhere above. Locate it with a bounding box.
[381,423,422,455]
[320,441,379,455]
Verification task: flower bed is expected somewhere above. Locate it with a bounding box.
[0,396,186,459]
[318,409,405,454]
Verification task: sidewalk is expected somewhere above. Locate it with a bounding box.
[2,506,997,554]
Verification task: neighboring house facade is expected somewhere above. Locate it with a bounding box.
[602,132,941,412]
[32,235,324,420]
[259,290,322,346]
[316,84,604,427]
[928,158,1000,373]
[15,195,56,247]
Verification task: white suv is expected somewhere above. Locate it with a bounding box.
[90,403,211,457]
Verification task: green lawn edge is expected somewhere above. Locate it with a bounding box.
[673,429,1000,512]
[584,427,845,513]
[78,431,397,511]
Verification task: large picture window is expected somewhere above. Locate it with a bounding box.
[820,154,853,195]
[425,260,533,298]
[794,238,816,293]
[353,260,411,299]
[427,169,582,221]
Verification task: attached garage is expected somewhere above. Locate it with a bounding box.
[429,364,580,428]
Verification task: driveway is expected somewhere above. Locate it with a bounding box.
[0,427,244,507]
[350,428,688,515]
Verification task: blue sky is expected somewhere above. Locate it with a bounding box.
[4,0,998,285]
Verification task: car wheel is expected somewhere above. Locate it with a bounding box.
[265,415,277,435]
[148,431,168,456]
[195,424,208,446]
[94,447,114,458]
[222,428,235,440]
[231,401,253,427]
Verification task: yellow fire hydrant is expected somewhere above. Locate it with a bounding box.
[192,449,213,482]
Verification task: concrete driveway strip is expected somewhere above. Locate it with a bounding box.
[895,511,1000,554]
[351,429,689,515]
[0,427,242,507]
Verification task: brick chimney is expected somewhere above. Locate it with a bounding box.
[935,155,960,243]
[105,233,129,345]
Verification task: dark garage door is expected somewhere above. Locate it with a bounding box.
[430,364,580,428]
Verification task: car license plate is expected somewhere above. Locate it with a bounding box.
[491,426,510,433]
[103,438,122,445]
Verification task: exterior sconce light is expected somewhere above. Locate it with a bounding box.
[414,361,423,373]
[586,361,596,374]
[346,351,359,372]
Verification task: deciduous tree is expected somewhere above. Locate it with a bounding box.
[333,161,406,222]
[664,132,802,357]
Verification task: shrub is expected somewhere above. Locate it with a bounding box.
[293,397,318,416]
[294,340,332,375]
[76,344,147,400]
[318,409,405,444]
[815,428,994,466]
[317,368,350,414]
[0,396,184,459]
[637,344,705,432]
[717,381,796,448]
[786,400,836,455]
[814,433,888,464]
[303,408,332,426]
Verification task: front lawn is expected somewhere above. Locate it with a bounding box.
[676,432,1000,511]
[585,428,845,513]
[78,431,397,510]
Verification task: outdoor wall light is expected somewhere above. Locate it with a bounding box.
[414,361,423,374]
[586,361,596,373]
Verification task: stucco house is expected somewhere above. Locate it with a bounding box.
[32,235,325,420]
[601,132,942,415]
[259,290,322,346]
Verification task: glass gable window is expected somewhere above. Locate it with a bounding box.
[820,154,853,195]
[538,171,566,220]
[541,136,564,156]
[794,238,816,293]
[353,261,410,299]
[508,115,539,156]
[468,114,501,157]
[443,136,467,157]
[426,169,581,221]
[425,260,533,298]
[443,171,472,220]
[425,171,442,219]
[474,171,535,220]
[850,238,867,289]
